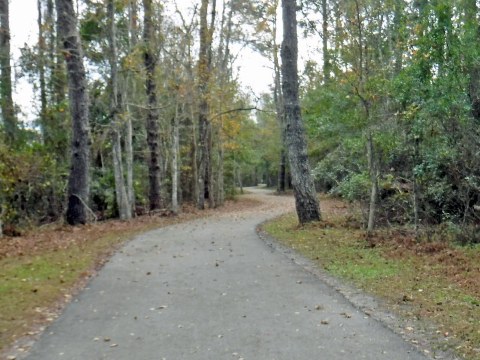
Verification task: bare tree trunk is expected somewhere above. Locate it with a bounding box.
[273,43,286,193]
[125,103,135,212]
[108,0,131,220]
[171,105,180,214]
[191,106,199,203]
[0,0,17,145]
[0,204,3,237]
[37,0,48,143]
[217,143,224,205]
[196,0,215,209]
[56,0,90,225]
[272,5,286,193]
[412,137,420,236]
[281,0,321,224]
[321,0,330,81]
[143,0,163,210]
[124,0,138,214]
[128,0,139,44]
[207,124,215,208]
[464,0,480,121]
[366,132,378,234]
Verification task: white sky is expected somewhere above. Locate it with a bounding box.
[9,0,316,122]
[11,0,38,122]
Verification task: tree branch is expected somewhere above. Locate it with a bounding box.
[210,106,274,121]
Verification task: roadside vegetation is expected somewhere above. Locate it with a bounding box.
[262,196,480,360]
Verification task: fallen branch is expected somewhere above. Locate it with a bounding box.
[72,194,98,223]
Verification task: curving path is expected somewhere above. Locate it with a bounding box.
[23,188,428,360]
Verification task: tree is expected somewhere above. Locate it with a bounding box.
[56,0,90,225]
[281,0,320,224]
[196,0,216,209]
[143,0,163,210]
[107,0,131,220]
[0,0,17,145]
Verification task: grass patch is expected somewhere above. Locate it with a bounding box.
[262,203,480,360]
[0,228,139,352]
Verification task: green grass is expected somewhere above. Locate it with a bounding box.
[0,232,129,351]
[262,212,480,360]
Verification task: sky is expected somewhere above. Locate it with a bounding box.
[10,0,39,122]
[8,0,315,123]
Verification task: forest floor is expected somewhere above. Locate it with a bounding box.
[0,189,478,359]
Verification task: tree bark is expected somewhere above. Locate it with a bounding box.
[464,0,480,121]
[143,0,163,210]
[197,0,215,209]
[171,105,180,214]
[281,0,321,224]
[46,0,69,160]
[412,137,420,236]
[366,132,378,234]
[37,0,48,143]
[274,42,286,193]
[108,0,131,220]
[271,4,286,193]
[0,0,17,145]
[124,0,138,215]
[321,0,330,81]
[55,0,90,225]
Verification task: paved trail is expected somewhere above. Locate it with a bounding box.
[24,188,428,360]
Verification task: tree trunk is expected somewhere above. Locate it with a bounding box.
[125,101,135,213]
[191,106,199,203]
[124,0,138,215]
[143,0,163,210]
[217,143,224,205]
[273,42,286,193]
[366,132,378,234]
[0,0,17,145]
[207,124,215,208]
[281,0,321,224]
[196,0,214,209]
[108,0,131,220]
[128,0,139,45]
[464,0,480,122]
[412,137,420,236]
[171,106,180,214]
[37,0,48,143]
[272,7,286,193]
[47,0,69,160]
[55,0,90,225]
[321,0,330,81]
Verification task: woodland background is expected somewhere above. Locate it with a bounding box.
[1,0,480,244]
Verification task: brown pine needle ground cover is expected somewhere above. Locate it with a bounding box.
[0,196,261,356]
[262,196,480,360]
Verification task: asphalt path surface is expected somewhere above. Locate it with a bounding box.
[24,188,428,360]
